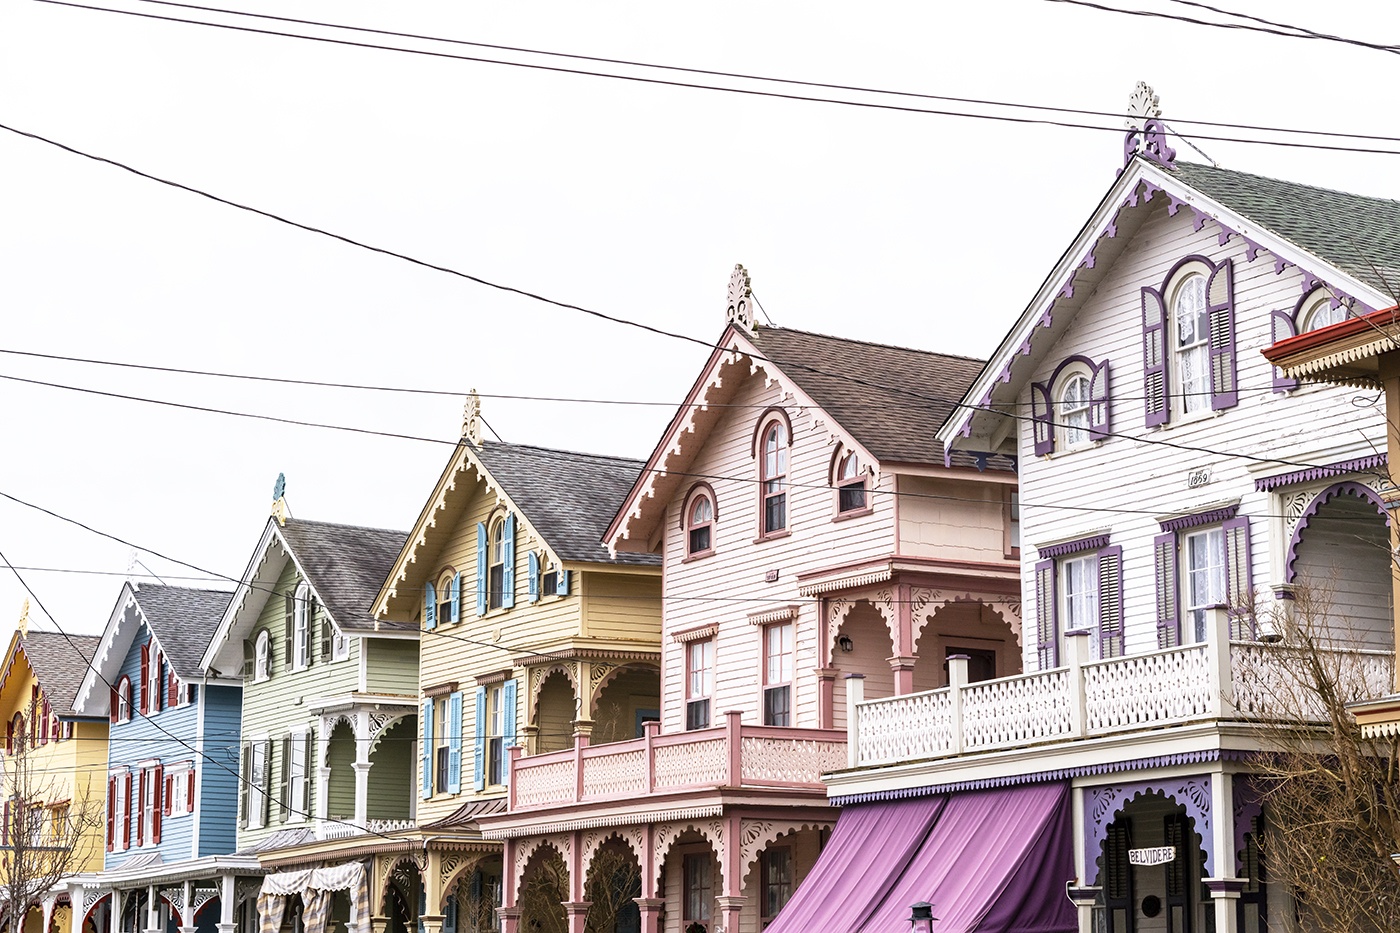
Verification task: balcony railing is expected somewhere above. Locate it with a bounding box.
[314,817,415,841]
[507,711,847,812]
[850,610,1394,769]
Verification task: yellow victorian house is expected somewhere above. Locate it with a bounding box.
[0,613,107,933]
[372,397,663,933]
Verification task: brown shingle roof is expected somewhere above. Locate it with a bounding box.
[278,519,412,633]
[22,630,101,716]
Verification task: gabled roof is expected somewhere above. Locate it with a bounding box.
[374,439,659,618]
[74,582,233,716]
[2,630,102,717]
[473,443,660,566]
[203,516,411,677]
[749,327,988,465]
[605,322,995,554]
[939,156,1400,452]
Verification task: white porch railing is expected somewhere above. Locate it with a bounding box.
[850,609,1395,769]
[314,817,415,840]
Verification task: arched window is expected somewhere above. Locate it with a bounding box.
[835,451,867,514]
[488,519,507,610]
[686,490,715,557]
[292,581,311,671]
[116,678,132,723]
[254,630,271,682]
[1302,295,1349,332]
[760,420,789,535]
[1171,272,1211,416]
[1059,373,1091,447]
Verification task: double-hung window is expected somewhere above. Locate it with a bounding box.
[835,451,867,514]
[762,848,794,924]
[489,522,506,610]
[292,582,311,671]
[683,853,713,926]
[1155,510,1252,646]
[253,630,271,682]
[686,640,714,730]
[686,490,716,557]
[1034,538,1122,668]
[1173,273,1211,416]
[762,622,793,727]
[759,419,789,535]
[1141,257,1238,425]
[487,686,505,787]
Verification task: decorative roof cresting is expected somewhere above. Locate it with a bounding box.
[271,471,290,526]
[463,390,482,446]
[1122,81,1176,171]
[726,263,755,333]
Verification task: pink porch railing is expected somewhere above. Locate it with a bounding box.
[507,710,847,811]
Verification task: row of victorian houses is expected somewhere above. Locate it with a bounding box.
[5,86,1400,933]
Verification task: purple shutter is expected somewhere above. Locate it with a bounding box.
[1089,360,1112,438]
[1270,309,1300,392]
[1141,287,1170,426]
[1206,258,1239,410]
[1035,560,1058,670]
[1030,381,1054,456]
[1154,532,1180,648]
[1223,516,1254,640]
[1097,546,1123,659]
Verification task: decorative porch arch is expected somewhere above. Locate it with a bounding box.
[590,662,661,720]
[1284,481,1389,583]
[1085,778,1213,881]
[736,820,830,884]
[651,820,725,890]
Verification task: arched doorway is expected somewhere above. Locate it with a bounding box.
[1288,482,1393,650]
[325,719,357,824]
[1095,790,1207,933]
[516,845,567,932]
[367,717,414,822]
[584,838,641,933]
[915,600,1020,691]
[445,859,503,933]
[831,601,895,729]
[534,671,575,755]
[592,665,660,745]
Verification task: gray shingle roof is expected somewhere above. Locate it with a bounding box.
[473,443,661,566]
[277,518,412,633]
[748,327,992,467]
[22,630,101,716]
[1169,161,1400,295]
[131,584,233,679]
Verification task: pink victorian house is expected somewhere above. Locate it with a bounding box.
[478,267,1021,933]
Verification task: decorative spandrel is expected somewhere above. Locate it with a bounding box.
[726,263,755,333]
[1122,81,1176,170]
[462,390,482,446]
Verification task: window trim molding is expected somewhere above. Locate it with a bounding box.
[830,446,871,518]
[1030,355,1111,456]
[681,483,718,561]
[754,409,793,539]
[1157,503,1239,534]
[252,629,271,683]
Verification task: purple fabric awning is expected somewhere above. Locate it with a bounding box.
[768,783,1074,933]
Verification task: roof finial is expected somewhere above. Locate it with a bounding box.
[1122,81,1176,170]
[463,390,482,446]
[726,264,755,334]
[271,472,290,526]
[17,599,29,638]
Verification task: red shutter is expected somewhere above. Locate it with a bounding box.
[168,668,178,709]
[139,645,149,716]
[106,779,115,851]
[122,773,132,848]
[151,766,163,844]
[3,800,10,845]
[6,719,12,754]
[109,688,118,724]
[186,769,195,813]
[135,770,145,846]
[39,700,50,746]
[163,775,173,816]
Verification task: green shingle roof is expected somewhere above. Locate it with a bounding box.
[1169,160,1400,296]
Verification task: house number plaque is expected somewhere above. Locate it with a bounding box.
[1186,467,1212,489]
[1128,846,1176,866]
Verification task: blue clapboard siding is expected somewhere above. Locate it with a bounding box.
[104,618,242,868]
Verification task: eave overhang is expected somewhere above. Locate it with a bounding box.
[1261,305,1400,389]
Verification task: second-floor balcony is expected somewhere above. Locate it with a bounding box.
[313,817,415,841]
[847,609,1394,771]
[506,711,847,812]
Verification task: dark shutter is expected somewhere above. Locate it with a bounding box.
[1224,516,1254,639]
[280,735,291,822]
[136,769,145,846]
[123,773,132,848]
[1030,381,1054,456]
[1034,559,1058,670]
[1089,360,1112,438]
[1097,546,1124,659]
[237,742,250,828]
[1206,258,1239,410]
[320,618,332,660]
[186,769,195,813]
[152,766,163,844]
[1154,532,1181,648]
[1141,286,1170,427]
[139,644,149,715]
[242,640,255,678]
[1270,309,1300,392]
[283,593,295,671]
[105,779,115,851]
[109,687,119,725]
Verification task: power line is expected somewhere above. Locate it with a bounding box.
[20,1,1400,157]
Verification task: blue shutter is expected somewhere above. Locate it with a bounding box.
[502,679,518,750]
[446,691,463,794]
[502,513,516,609]
[556,568,571,597]
[472,686,487,792]
[420,699,433,799]
[1154,533,1181,648]
[1142,286,1170,427]
[528,551,540,604]
[424,581,437,632]
[1030,381,1054,456]
[476,523,488,617]
[449,572,461,625]
[1034,560,1058,670]
[1206,258,1239,410]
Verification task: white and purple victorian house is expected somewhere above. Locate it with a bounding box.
[788,87,1399,933]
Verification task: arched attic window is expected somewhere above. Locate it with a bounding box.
[834,449,869,514]
[684,485,716,558]
[759,417,790,536]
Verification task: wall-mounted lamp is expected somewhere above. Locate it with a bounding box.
[909,901,938,932]
[837,634,854,653]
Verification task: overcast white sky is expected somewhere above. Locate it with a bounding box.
[0,0,1397,635]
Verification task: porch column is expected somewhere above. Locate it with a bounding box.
[495,907,521,933]
[368,918,389,933]
[145,886,161,933]
[418,917,443,933]
[354,711,373,826]
[1379,349,1400,690]
[217,873,237,933]
[888,656,916,696]
[814,668,837,729]
[1066,886,1100,933]
[633,898,663,933]
[561,902,590,933]
[1204,770,1244,933]
[715,896,746,933]
[1204,880,1245,933]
